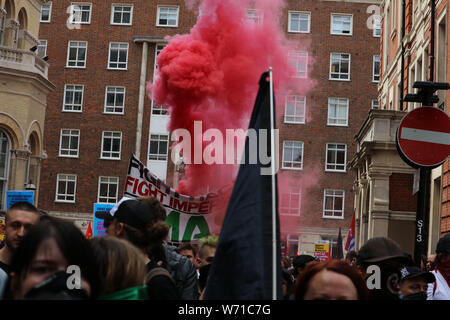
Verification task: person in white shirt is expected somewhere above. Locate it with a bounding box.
[427,233,450,300]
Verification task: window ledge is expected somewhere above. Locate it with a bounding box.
[322,215,344,220]
[55,200,76,204]
[100,157,121,161]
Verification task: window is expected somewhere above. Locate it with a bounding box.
[59,129,80,157]
[284,95,306,124]
[108,42,128,70]
[104,86,125,114]
[323,189,344,218]
[157,6,179,27]
[149,134,169,161]
[154,44,166,76]
[70,3,92,24]
[373,16,381,37]
[151,101,169,115]
[288,51,308,78]
[325,144,347,171]
[111,5,133,25]
[280,191,301,216]
[63,85,84,112]
[98,177,119,203]
[331,14,352,35]
[37,40,47,58]
[66,41,87,68]
[371,99,379,109]
[373,55,380,82]
[330,53,350,80]
[288,11,310,33]
[40,3,52,22]
[0,131,10,209]
[101,131,122,159]
[56,174,77,203]
[246,9,263,24]
[282,141,303,170]
[328,98,348,126]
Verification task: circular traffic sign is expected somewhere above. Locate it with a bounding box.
[396,107,450,168]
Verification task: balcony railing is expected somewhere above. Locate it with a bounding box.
[0,45,49,78]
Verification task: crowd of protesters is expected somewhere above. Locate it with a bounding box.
[0,197,448,300]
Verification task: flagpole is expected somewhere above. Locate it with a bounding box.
[268,67,277,300]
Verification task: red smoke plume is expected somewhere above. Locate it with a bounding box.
[148,0,315,229]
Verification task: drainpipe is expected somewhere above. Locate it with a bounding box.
[400,0,405,110]
[430,0,436,81]
[136,41,148,160]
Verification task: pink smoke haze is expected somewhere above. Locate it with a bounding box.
[148,0,316,225]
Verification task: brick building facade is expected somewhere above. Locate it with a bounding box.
[37,0,380,256]
[351,0,448,257]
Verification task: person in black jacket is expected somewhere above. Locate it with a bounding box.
[95,196,198,300]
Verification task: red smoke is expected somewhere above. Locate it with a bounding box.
[148,0,315,228]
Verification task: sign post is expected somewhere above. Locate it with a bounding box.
[399,81,450,266]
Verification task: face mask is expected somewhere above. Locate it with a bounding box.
[401,291,427,300]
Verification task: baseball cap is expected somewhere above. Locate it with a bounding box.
[95,197,156,230]
[357,237,412,265]
[436,233,450,254]
[399,266,435,283]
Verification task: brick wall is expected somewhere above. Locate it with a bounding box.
[389,173,417,212]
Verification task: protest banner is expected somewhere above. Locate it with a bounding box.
[123,155,218,242]
[6,191,34,210]
[314,240,331,261]
[93,203,114,237]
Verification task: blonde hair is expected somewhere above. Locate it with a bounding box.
[90,237,146,296]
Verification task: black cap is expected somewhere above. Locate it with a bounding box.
[293,255,317,269]
[436,233,450,254]
[357,237,412,265]
[399,266,435,283]
[95,197,156,230]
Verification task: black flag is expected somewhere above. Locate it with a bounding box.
[203,72,282,300]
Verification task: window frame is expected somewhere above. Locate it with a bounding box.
[246,8,264,24]
[55,174,77,203]
[156,6,179,28]
[59,129,80,158]
[325,143,347,172]
[327,97,349,126]
[66,41,88,68]
[330,14,353,36]
[282,140,304,170]
[101,131,122,160]
[148,134,170,161]
[329,52,351,81]
[107,42,129,70]
[70,2,92,25]
[40,2,52,23]
[288,51,308,79]
[110,4,133,25]
[373,55,381,82]
[97,176,119,204]
[104,86,126,114]
[63,84,84,113]
[284,95,306,124]
[288,11,311,33]
[373,16,381,37]
[37,40,47,58]
[322,189,345,219]
[280,190,302,216]
[371,99,379,109]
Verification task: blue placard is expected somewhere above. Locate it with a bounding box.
[6,191,34,210]
[93,203,114,237]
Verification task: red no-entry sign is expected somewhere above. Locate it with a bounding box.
[397,107,450,167]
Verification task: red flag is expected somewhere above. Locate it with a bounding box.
[345,211,355,251]
[85,221,93,239]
